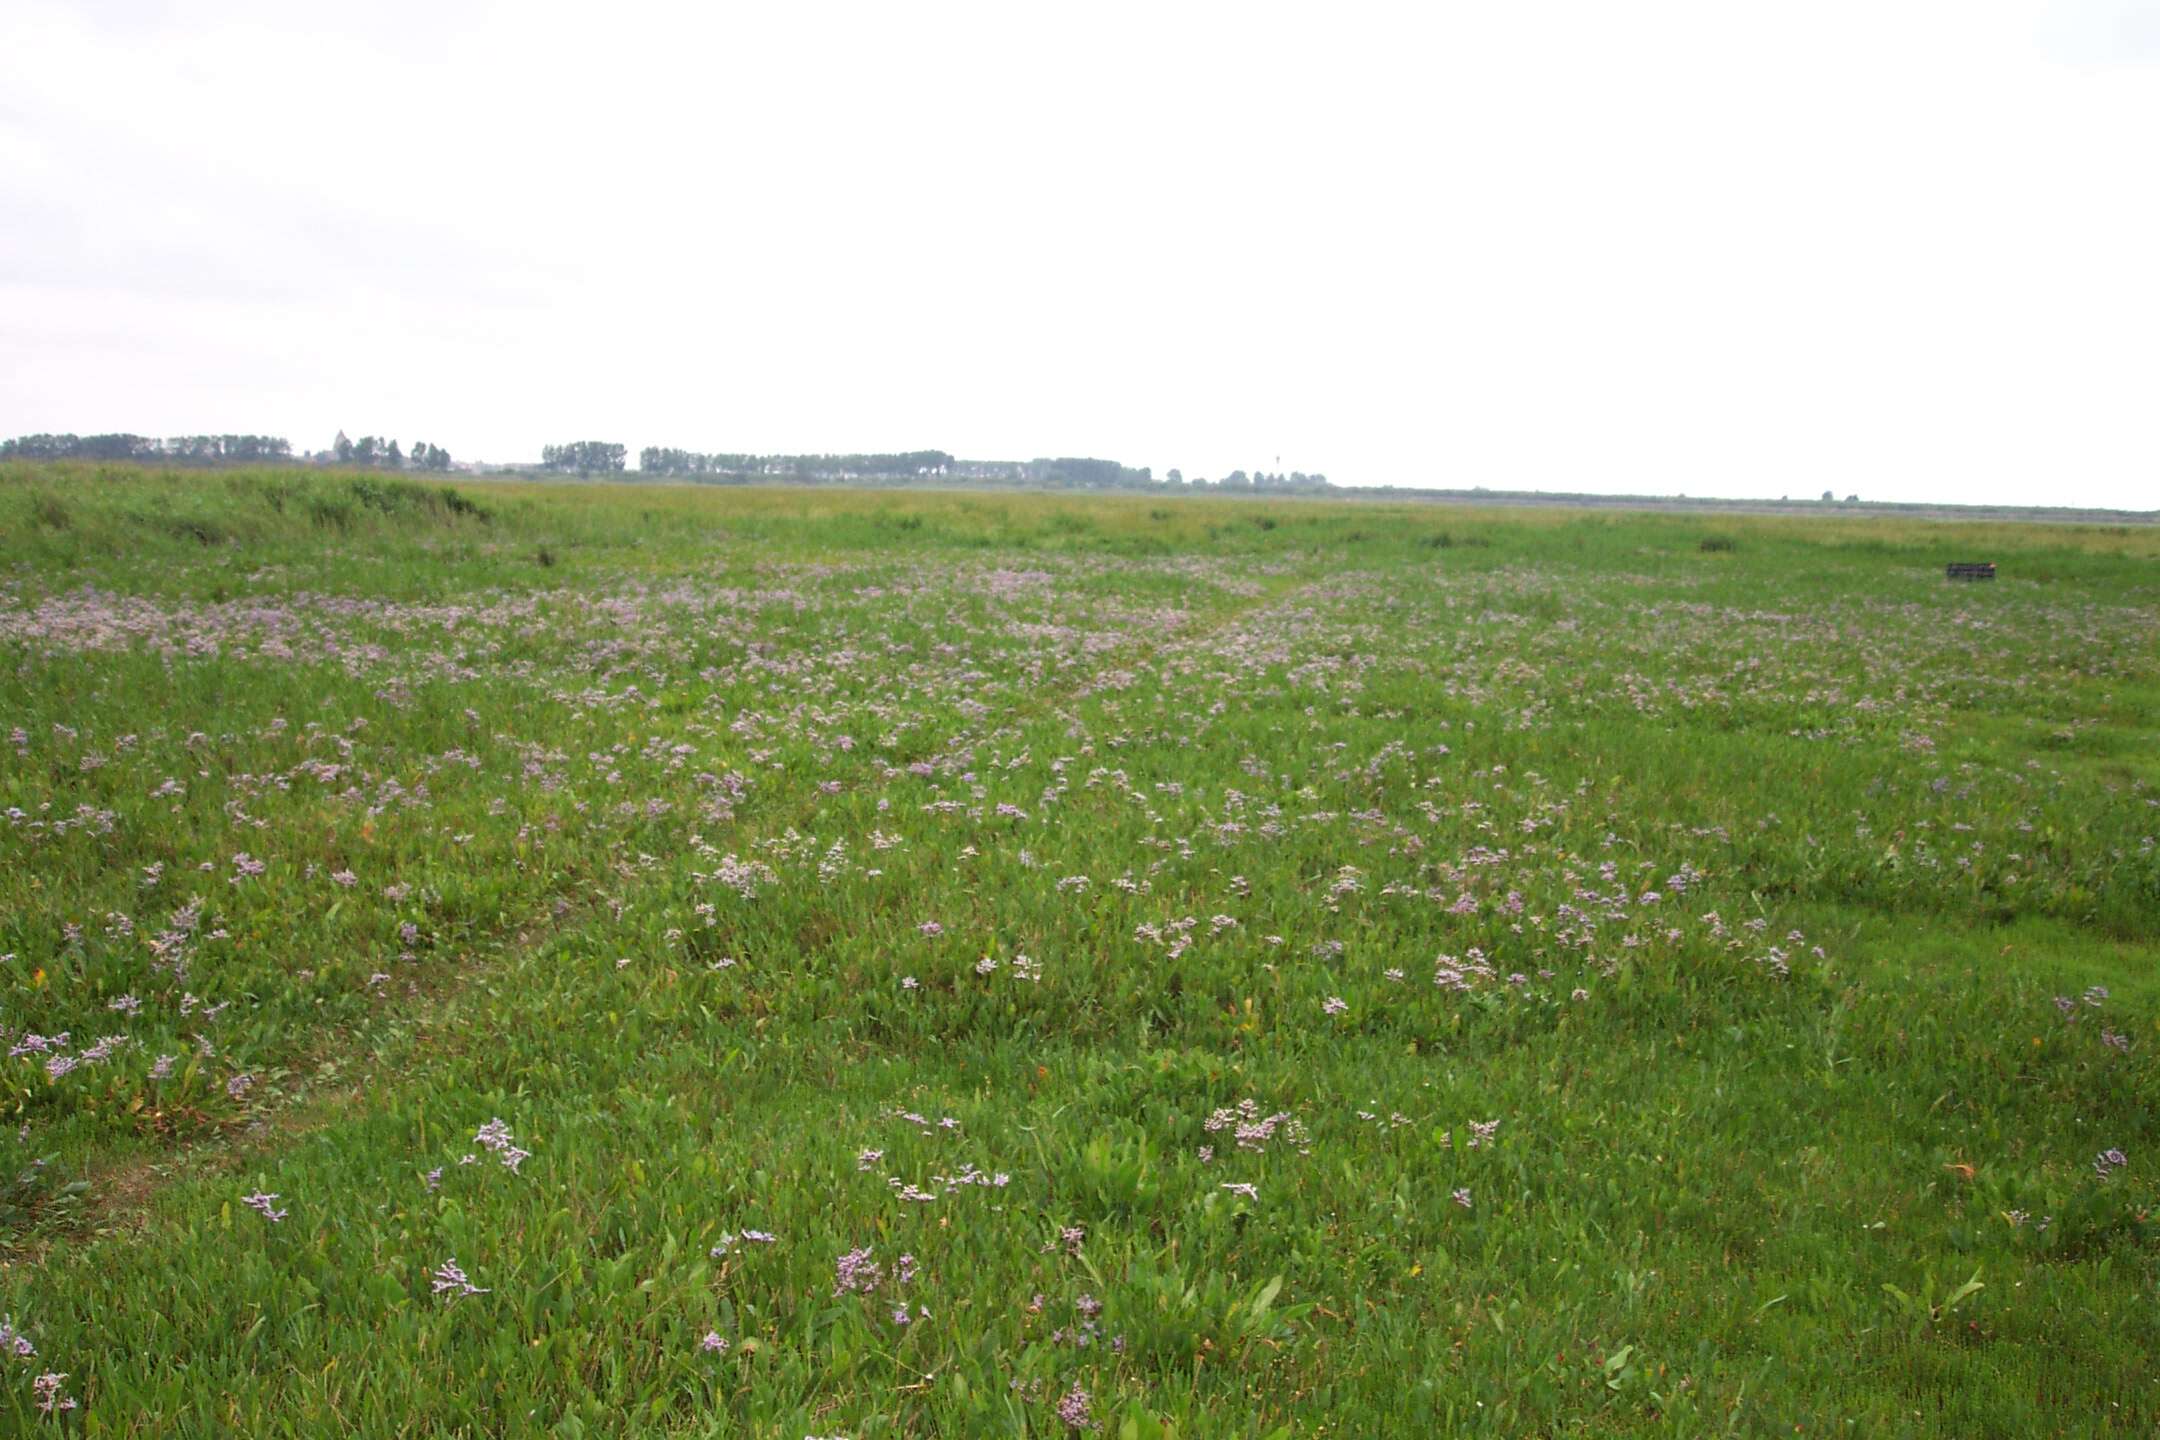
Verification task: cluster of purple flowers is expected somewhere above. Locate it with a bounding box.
[431,1258,489,1301]
[241,1190,288,1223]
[834,1247,882,1296]
[1056,1382,1095,1430]
[32,1370,77,1416]
[473,1116,532,1173]
[1203,1099,1308,1154]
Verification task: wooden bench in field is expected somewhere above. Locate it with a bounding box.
[1946,562,1996,581]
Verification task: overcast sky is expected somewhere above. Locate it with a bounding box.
[3,2,2156,504]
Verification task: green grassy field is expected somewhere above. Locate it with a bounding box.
[0,464,2155,1437]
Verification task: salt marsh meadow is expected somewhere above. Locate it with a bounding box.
[1,466,2155,1436]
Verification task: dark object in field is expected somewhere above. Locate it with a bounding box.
[1946,562,1996,581]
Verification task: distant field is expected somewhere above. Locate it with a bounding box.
[0,463,2155,1437]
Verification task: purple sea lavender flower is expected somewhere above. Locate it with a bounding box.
[32,1372,77,1415]
[474,1117,530,1172]
[834,1246,882,1295]
[431,1257,488,1301]
[1056,1382,1094,1430]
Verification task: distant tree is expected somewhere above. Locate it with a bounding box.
[622,449,1204,490]
[353,436,381,465]
[0,431,285,465]
[82,434,156,461]
[387,440,404,468]
[334,432,355,464]
[1166,468,1183,486]
[1020,457,1151,488]
[542,441,627,475]
[1820,490,1835,502]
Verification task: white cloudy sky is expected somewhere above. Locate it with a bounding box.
[2,1,2156,503]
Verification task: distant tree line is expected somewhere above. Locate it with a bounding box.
[331,433,452,470]
[1178,469,1332,493]
[634,451,1171,489]
[541,441,628,475]
[959,461,1332,492]
[1024,457,1152,488]
[0,431,462,471]
[624,448,1334,494]
[0,433,293,464]
[2,431,1334,496]
[638,449,955,479]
